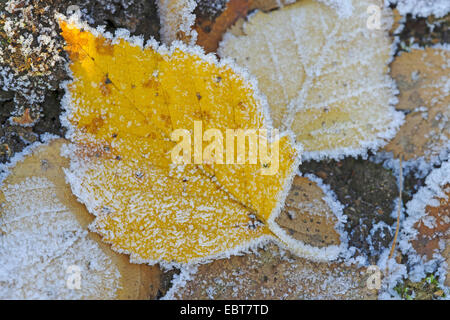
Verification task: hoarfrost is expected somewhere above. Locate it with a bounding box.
[166,242,377,299]
[219,0,404,161]
[388,0,450,18]
[0,176,121,299]
[398,161,450,291]
[0,0,67,113]
[58,16,300,267]
[157,0,198,44]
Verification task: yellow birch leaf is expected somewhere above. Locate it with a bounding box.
[218,0,404,160]
[59,17,303,267]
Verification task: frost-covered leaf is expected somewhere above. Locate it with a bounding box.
[218,0,404,160]
[157,0,198,44]
[412,189,449,260]
[194,0,253,53]
[389,8,404,36]
[11,108,34,126]
[388,0,450,18]
[0,0,67,116]
[444,245,450,287]
[194,0,298,53]
[300,157,399,262]
[158,0,352,49]
[165,242,377,300]
[400,161,450,287]
[384,47,450,163]
[275,175,346,259]
[59,18,302,267]
[0,139,161,299]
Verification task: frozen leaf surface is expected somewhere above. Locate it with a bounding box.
[166,242,377,300]
[388,0,450,18]
[276,176,342,248]
[218,0,404,160]
[157,0,198,44]
[194,0,298,53]
[158,0,351,49]
[384,47,449,163]
[401,160,450,287]
[274,174,347,260]
[59,18,301,267]
[0,139,161,299]
[194,0,253,53]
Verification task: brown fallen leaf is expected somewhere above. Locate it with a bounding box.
[444,245,450,287]
[194,0,252,53]
[194,0,297,53]
[11,108,34,126]
[411,187,450,261]
[157,0,198,44]
[402,161,450,288]
[389,8,403,36]
[276,175,341,248]
[384,48,450,162]
[0,139,162,299]
[412,186,450,287]
[250,0,297,11]
[168,242,378,300]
